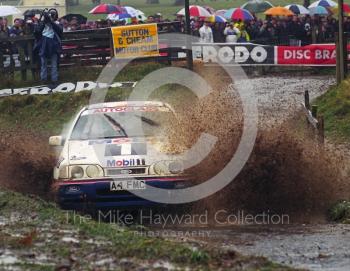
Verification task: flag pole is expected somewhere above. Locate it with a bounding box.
[185,0,193,70]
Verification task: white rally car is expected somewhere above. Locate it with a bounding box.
[50,101,189,210]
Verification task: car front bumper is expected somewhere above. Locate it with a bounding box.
[53,177,190,210]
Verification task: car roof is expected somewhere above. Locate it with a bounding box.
[86,101,173,111]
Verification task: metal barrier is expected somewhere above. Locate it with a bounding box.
[1,25,348,82]
[0,21,183,81]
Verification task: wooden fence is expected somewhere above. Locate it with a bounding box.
[302,90,325,144]
[0,21,184,81]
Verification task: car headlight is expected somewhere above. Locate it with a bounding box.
[151,161,184,175]
[58,165,69,179]
[153,161,169,175]
[169,161,184,174]
[68,165,104,180]
[86,165,101,178]
[70,166,84,179]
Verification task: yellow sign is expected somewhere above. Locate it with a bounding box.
[111,24,159,58]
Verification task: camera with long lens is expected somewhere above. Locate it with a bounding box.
[40,8,58,24]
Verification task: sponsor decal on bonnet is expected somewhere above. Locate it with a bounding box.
[106,158,146,167]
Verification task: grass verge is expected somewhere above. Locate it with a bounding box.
[0,62,179,134]
[0,189,298,270]
[329,200,350,224]
[316,79,350,224]
[314,78,350,143]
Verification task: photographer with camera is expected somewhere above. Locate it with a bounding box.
[34,9,62,86]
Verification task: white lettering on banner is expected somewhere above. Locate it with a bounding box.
[202,46,216,62]
[0,89,11,97]
[315,49,336,60]
[315,50,322,60]
[217,46,234,63]
[29,87,51,95]
[192,46,202,59]
[96,82,109,88]
[324,50,330,59]
[13,88,30,95]
[110,82,123,88]
[304,50,311,59]
[284,50,311,60]
[75,81,97,92]
[332,50,337,59]
[251,46,267,63]
[284,50,292,59]
[201,45,268,64]
[235,46,250,63]
[0,81,138,98]
[52,83,76,93]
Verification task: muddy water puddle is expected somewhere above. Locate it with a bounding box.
[155,223,350,271]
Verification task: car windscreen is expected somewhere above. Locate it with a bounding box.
[70,110,175,140]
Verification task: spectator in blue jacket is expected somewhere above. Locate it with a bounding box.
[9,19,24,37]
[34,9,62,87]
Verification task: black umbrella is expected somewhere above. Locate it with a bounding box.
[241,0,274,13]
[61,14,87,24]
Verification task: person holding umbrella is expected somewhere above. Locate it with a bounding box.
[34,9,63,86]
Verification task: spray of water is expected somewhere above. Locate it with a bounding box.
[0,64,348,221]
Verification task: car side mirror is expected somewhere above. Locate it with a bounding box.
[49,136,63,146]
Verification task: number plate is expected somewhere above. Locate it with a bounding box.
[110,180,146,191]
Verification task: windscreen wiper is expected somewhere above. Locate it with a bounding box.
[135,115,160,127]
[103,114,128,137]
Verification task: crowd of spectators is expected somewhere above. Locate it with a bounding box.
[1,12,350,47]
[0,13,172,35]
[188,15,350,45]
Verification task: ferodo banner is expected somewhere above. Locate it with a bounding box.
[111,23,159,58]
[0,81,137,98]
[193,43,350,66]
[192,43,275,65]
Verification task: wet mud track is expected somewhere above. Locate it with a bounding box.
[156,224,350,271]
[209,224,350,271]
